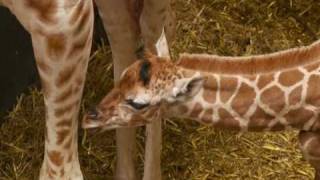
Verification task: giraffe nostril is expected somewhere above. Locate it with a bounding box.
[87,107,99,120]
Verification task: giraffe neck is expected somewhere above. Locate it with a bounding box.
[177,39,320,75]
[173,59,320,132]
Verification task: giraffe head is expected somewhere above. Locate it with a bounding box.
[82,54,205,130]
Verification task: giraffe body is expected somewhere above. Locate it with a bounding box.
[1,0,173,179]
[83,39,320,179]
[176,41,320,132]
[177,62,320,132]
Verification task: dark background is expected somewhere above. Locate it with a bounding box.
[0,6,107,117]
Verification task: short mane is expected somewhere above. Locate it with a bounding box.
[177,40,320,75]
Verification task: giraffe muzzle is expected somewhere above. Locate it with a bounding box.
[87,107,99,119]
[82,107,104,129]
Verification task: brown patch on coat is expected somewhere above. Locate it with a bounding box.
[47,166,56,178]
[231,83,256,116]
[220,76,238,103]
[55,86,74,103]
[56,118,72,128]
[269,122,286,131]
[257,74,274,89]
[64,137,73,150]
[248,106,274,131]
[298,131,314,145]
[285,108,314,128]
[201,109,214,124]
[278,69,304,87]
[36,59,51,75]
[215,108,240,130]
[60,168,65,177]
[26,0,57,23]
[56,129,70,145]
[55,65,77,87]
[75,74,85,86]
[310,119,320,131]
[307,160,320,169]
[47,33,66,59]
[260,86,285,113]
[73,85,82,96]
[305,62,320,72]
[289,86,302,105]
[67,30,90,59]
[190,103,203,118]
[218,108,233,119]
[306,75,320,106]
[49,166,57,175]
[48,150,63,166]
[202,76,217,103]
[69,0,85,24]
[54,100,78,117]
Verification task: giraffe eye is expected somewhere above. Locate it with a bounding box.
[126,99,150,110]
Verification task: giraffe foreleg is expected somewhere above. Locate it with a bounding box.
[8,0,94,179]
[139,0,172,179]
[140,0,173,51]
[95,0,140,179]
[299,131,320,180]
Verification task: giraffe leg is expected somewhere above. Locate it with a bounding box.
[163,5,176,45]
[140,0,173,50]
[0,0,6,6]
[140,1,172,179]
[299,131,320,180]
[95,0,140,179]
[6,0,94,179]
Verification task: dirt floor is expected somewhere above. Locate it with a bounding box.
[1,0,320,179]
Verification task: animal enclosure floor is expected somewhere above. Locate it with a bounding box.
[1,0,320,179]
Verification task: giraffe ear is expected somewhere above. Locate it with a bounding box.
[173,76,205,99]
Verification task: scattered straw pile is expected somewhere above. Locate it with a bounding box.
[1,0,320,179]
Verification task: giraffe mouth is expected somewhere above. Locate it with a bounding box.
[82,115,102,129]
[82,115,148,130]
[82,108,105,129]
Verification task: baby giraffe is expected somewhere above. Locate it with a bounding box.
[83,39,320,179]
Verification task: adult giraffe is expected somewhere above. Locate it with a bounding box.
[0,0,173,179]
